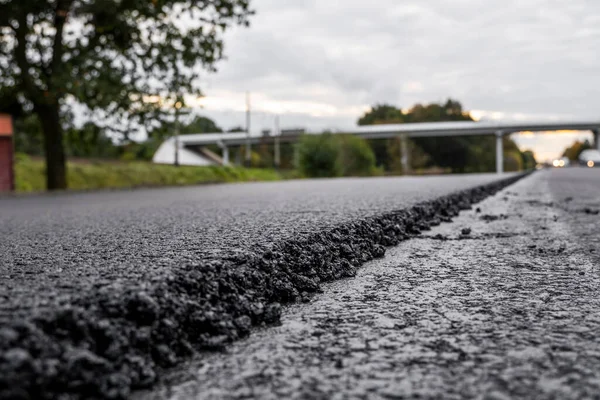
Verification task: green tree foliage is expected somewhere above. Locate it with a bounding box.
[562,140,592,161]
[13,114,44,156]
[406,99,471,122]
[358,104,405,125]
[504,151,524,172]
[359,99,530,173]
[297,134,377,178]
[65,122,119,158]
[392,138,430,173]
[247,141,273,168]
[0,0,253,189]
[413,137,472,172]
[460,135,529,173]
[14,114,118,158]
[277,143,296,170]
[401,100,478,172]
[149,115,223,141]
[336,135,378,176]
[521,150,536,169]
[368,139,390,170]
[298,134,341,178]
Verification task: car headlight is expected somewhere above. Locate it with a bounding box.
[588,160,595,168]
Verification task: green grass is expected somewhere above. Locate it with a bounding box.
[14,154,282,192]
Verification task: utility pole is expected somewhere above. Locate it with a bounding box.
[274,115,281,169]
[496,130,504,174]
[245,91,251,167]
[400,134,410,175]
[174,100,182,167]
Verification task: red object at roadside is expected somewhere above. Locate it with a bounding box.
[0,114,14,192]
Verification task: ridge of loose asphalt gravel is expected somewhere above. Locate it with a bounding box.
[137,169,600,400]
[0,173,525,399]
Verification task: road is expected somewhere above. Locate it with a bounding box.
[135,168,600,400]
[0,173,524,399]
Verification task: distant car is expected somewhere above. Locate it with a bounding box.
[579,149,600,168]
[552,157,570,168]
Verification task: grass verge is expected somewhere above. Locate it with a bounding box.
[14,154,282,192]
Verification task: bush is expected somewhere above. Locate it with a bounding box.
[337,135,378,176]
[521,150,536,170]
[504,151,524,172]
[297,133,379,178]
[298,134,341,178]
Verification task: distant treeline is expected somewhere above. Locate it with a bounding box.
[562,139,593,161]
[356,99,536,174]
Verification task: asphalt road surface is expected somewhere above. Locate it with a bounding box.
[137,168,600,400]
[0,172,532,398]
[3,174,515,315]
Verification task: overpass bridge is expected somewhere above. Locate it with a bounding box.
[152,120,600,174]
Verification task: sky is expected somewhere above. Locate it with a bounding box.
[189,0,600,161]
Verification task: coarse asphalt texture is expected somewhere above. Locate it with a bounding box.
[0,173,525,399]
[139,168,600,400]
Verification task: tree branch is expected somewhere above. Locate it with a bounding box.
[49,0,73,94]
[14,14,44,105]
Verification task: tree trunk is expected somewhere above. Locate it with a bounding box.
[37,104,67,190]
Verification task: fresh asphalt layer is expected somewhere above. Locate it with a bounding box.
[2,174,515,320]
[139,168,600,400]
[0,173,524,399]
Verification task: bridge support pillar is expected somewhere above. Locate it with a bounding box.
[217,141,229,166]
[274,136,281,168]
[594,129,600,151]
[496,131,504,174]
[400,134,410,175]
[222,146,229,166]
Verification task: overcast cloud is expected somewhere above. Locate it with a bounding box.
[191,0,600,160]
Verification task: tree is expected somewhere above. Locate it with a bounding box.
[521,150,537,170]
[358,104,404,125]
[149,115,223,141]
[358,99,530,173]
[64,122,118,159]
[504,151,523,172]
[0,0,253,189]
[336,134,378,176]
[359,99,475,172]
[14,113,119,158]
[13,114,44,156]
[413,136,472,172]
[404,99,472,123]
[297,134,341,178]
[562,140,592,161]
[297,134,378,178]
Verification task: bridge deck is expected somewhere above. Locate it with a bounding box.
[153,120,600,173]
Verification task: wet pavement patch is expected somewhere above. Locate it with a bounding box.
[0,174,527,399]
